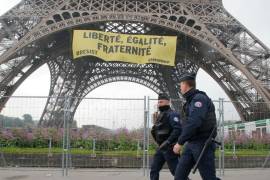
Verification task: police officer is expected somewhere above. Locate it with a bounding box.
[173,73,220,180]
[150,93,182,180]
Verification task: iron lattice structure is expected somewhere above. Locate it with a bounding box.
[0,0,270,127]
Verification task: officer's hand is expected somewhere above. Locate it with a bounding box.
[159,140,169,150]
[173,143,182,154]
[152,112,158,124]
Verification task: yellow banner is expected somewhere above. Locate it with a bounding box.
[72,30,177,66]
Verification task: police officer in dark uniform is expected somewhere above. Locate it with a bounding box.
[150,93,182,180]
[173,73,220,180]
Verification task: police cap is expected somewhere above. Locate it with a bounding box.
[179,72,196,82]
[158,93,170,101]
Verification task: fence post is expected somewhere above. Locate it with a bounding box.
[137,139,140,157]
[233,140,237,159]
[48,137,52,157]
[143,96,147,176]
[62,96,66,176]
[262,151,270,168]
[0,143,7,167]
[146,96,150,179]
[62,96,71,176]
[92,138,96,156]
[142,96,150,178]
[218,98,225,176]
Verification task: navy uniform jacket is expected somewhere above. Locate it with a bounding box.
[152,108,182,145]
[178,89,217,145]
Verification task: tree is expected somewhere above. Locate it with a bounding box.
[22,114,34,126]
[23,114,33,123]
[0,114,35,128]
[0,114,4,128]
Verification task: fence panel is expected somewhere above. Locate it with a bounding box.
[1,95,270,176]
[72,97,146,169]
[222,100,270,169]
[0,96,64,169]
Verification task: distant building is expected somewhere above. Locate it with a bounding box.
[224,119,270,137]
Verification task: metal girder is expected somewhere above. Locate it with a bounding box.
[36,28,192,127]
[0,56,46,112]
[39,57,174,127]
[0,0,270,126]
[0,0,233,63]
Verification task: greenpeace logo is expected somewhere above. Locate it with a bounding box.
[148,58,169,64]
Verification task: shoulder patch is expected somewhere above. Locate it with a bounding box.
[194,101,203,108]
[173,117,179,122]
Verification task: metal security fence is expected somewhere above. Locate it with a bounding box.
[0,96,64,170]
[73,97,148,170]
[221,100,270,169]
[0,96,152,176]
[0,95,270,177]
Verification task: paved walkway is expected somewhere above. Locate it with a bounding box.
[0,168,269,180]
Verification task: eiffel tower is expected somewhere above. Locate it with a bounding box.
[0,0,269,127]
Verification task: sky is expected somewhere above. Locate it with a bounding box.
[0,0,270,128]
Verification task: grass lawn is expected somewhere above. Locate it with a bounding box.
[219,149,269,156]
[1,147,269,156]
[0,147,146,156]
